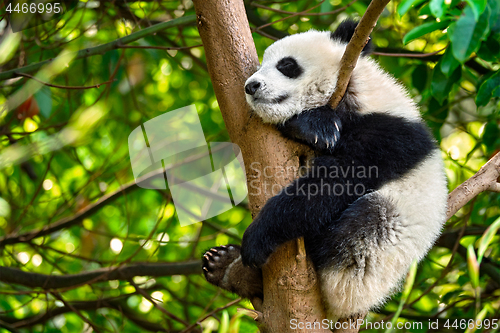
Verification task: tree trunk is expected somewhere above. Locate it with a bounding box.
[193,0,330,331]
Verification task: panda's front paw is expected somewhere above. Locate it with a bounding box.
[241,224,276,268]
[278,108,342,154]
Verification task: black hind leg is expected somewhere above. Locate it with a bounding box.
[202,245,263,304]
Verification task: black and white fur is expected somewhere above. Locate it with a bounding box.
[202,20,448,319]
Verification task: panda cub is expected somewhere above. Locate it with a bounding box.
[202,20,448,319]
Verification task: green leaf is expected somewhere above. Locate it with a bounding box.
[465,0,487,21]
[482,122,500,148]
[477,216,500,264]
[467,244,479,289]
[412,64,429,91]
[488,0,500,33]
[430,0,446,19]
[418,3,432,16]
[477,34,500,61]
[402,260,418,300]
[440,48,461,77]
[476,71,500,107]
[386,260,418,333]
[0,29,21,65]
[0,197,11,217]
[320,0,333,13]
[398,0,427,16]
[449,5,490,63]
[458,273,469,286]
[228,312,244,333]
[403,20,451,45]
[218,310,230,333]
[441,290,461,304]
[424,98,449,140]
[465,308,489,333]
[34,86,52,118]
[431,65,461,104]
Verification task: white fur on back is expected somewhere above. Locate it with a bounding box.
[319,150,448,319]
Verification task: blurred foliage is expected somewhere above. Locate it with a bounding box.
[0,0,499,332]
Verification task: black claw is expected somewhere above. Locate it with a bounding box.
[277,105,343,154]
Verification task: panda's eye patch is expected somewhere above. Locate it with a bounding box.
[276,57,303,79]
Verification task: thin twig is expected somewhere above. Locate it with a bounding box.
[117,43,202,50]
[253,0,326,31]
[251,0,358,16]
[372,46,446,58]
[0,319,21,333]
[129,279,190,327]
[51,292,103,333]
[180,298,242,333]
[14,72,115,90]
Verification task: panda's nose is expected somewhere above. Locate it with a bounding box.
[245,81,261,95]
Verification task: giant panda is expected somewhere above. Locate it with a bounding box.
[202,20,448,320]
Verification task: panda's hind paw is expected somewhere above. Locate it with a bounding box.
[202,245,240,286]
[202,245,263,300]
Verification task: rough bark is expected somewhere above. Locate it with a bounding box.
[192,0,327,332]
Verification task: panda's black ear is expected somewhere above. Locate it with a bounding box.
[331,19,373,56]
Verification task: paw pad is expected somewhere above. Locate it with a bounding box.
[202,245,241,287]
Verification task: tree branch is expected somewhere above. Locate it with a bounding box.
[328,0,391,109]
[0,319,20,333]
[193,0,329,331]
[0,172,143,247]
[14,72,116,90]
[129,279,189,326]
[446,152,500,220]
[180,298,243,333]
[51,292,103,333]
[0,297,171,332]
[0,153,241,247]
[488,181,500,192]
[0,15,196,82]
[0,261,200,289]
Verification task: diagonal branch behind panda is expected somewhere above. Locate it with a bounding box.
[328,0,391,110]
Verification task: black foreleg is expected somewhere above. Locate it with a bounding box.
[241,157,368,268]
